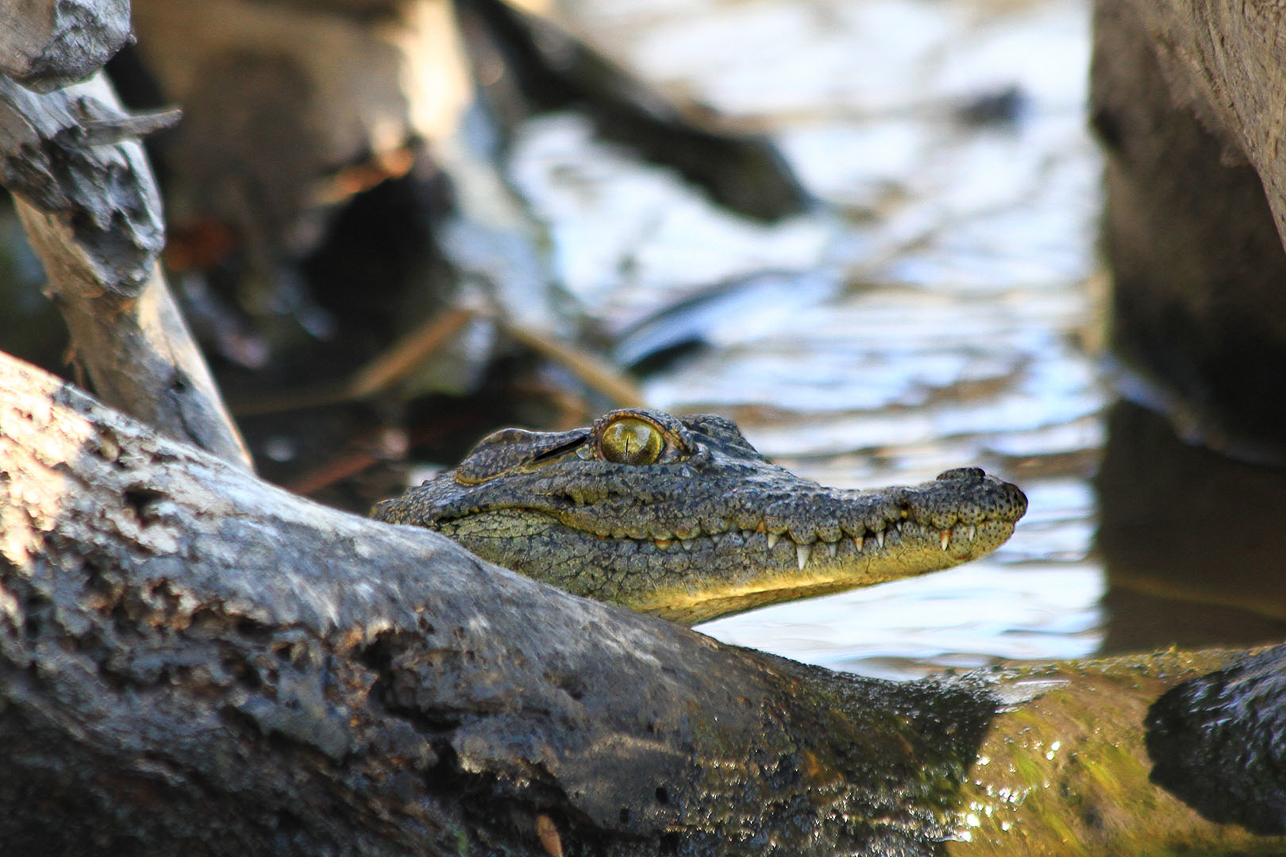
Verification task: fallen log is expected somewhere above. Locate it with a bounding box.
[0,349,989,855]
[3,350,1286,855]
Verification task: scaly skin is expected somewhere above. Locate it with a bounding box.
[374,408,1027,624]
[372,410,1286,853]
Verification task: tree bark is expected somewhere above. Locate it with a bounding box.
[0,0,131,91]
[0,70,253,469]
[0,349,1002,855]
[1113,1,1286,248]
[5,349,1286,856]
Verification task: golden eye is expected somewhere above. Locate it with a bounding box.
[600,417,664,465]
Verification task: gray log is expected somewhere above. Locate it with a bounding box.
[6,351,1285,855]
[0,0,131,90]
[0,71,252,469]
[1092,0,1286,460]
[1118,1,1286,247]
[1090,0,1286,460]
[0,350,998,856]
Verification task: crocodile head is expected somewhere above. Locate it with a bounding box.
[374,408,1028,624]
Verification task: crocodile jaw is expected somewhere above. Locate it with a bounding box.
[373,410,1028,625]
[432,491,1021,625]
[631,519,1019,624]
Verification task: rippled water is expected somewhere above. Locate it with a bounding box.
[503,0,1286,678]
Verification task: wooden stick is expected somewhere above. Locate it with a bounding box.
[0,72,253,470]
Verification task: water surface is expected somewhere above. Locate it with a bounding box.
[505,0,1286,678]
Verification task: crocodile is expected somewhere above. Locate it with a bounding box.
[373,407,1027,624]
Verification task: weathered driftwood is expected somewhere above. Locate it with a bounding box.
[0,350,987,855]
[4,349,1286,856]
[0,0,130,91]
[0,71,252,469]
[458,0,811,222]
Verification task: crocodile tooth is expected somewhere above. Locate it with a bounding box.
[827,542,838,559]
[966,524,977,542]
[754,520,767,533]
[940,530,951,550]
[875,529,886,549]
[853,536,864,553]
[655,539,673,550]
[766,532,781,550]
[796,543,811,571]
[680,538,695,552]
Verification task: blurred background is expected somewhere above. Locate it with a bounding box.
[5,0,1286,679]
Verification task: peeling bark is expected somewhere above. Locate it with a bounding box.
[5,352,1286,854]
[0,0,131,91]
[0,70,251,468]
[0,73,170,288]
[0,350,999,856]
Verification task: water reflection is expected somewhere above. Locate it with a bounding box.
[523,0,1109,679]
[507,0,1286,680]
[1096,401,1286,653]
[698,561,1104,681]
[531,0,1286,679]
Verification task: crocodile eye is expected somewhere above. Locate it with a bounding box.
[600,417,665,465]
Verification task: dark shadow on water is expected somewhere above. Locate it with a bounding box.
[1096,399,1286,655]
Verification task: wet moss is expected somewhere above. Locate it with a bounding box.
[953,651,1286,855]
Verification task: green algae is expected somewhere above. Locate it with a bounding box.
[948,651,1286,855]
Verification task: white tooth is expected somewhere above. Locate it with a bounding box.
[827,542,838,559]
[766,532,780,550]
[680,538,695,552]
[967,524,977,542]
[796,543,811,571]
[853,536,864,553]
[940,530,951,550]
[876,529,886,549]
[655,539,672,550]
